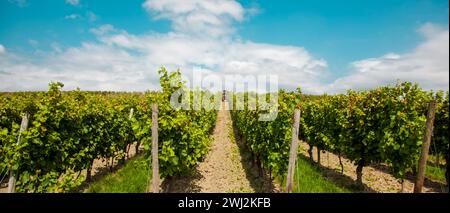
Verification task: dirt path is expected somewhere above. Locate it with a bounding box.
[164,101,279,193]
[298,142,447,193]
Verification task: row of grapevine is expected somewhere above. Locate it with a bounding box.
[130,68,217,178]
[230,82,448,187]
[230,90,302,178]
[0,83,141,192]
[431,90,449,185]
[0,68,217,192]
[300,82,448,185]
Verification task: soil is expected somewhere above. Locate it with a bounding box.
[298,142,448,193]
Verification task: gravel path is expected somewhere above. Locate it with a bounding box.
[191,102,254,192]
[163,101,279,193]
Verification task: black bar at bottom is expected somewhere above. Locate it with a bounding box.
[0,193,448,212]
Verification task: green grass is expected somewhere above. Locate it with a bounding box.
[86,155,151,193]
[426,163,446,183]
[289,156,351,193]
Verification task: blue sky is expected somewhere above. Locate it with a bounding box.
[242,0,449,80]
[0,0,448,93]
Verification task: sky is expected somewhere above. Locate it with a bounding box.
[0,0,448,93]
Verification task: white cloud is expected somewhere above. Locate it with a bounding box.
[218,42,327,91]
[28,39,39,48]
[0,24,325,92]
[0,44,5,54]
[51,42,62,53]
[417,22,444,38]
[0,42,156,91]
[89,24,326,92]
[247,4,261,17]
[65,14,81,20]
[65,0,79,6]
[8,0,27,7]
[325,23,449,93]
[64,12,97,22]
[1,1,447,94]
[89,24,117,36]
[0,0,326,92]
[142,0,245,37]
[86,11,97,22]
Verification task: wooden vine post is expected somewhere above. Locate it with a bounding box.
[129,108,134,120]
[286,109,300,193]
[8,112,30,193]
[150,104,160,193]
[414,100,436,193]
[126,108,134,158]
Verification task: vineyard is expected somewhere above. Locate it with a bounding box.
[300,83,449,186]
[0,69,448,193]
[230,83,448,192]
[0,68,216,192]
